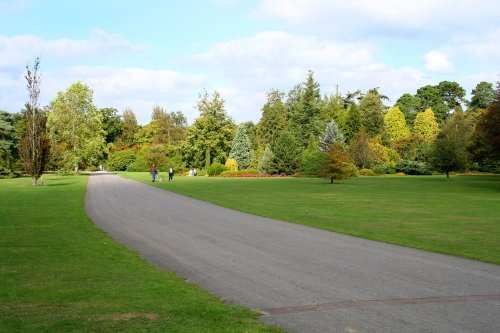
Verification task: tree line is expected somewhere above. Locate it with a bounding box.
[1,62,499,183]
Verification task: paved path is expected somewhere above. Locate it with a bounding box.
[84,173,500,333]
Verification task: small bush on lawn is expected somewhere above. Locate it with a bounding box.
[207,162,227,176]
[359,168,377,176]
[395,159,432,175]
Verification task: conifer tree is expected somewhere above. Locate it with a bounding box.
[229,125,253,169]
[359,88,385,136]
[257,144,274,174]
[413,108,439,142]
[344,103,361,143]
[320,120,344,152]
[257,89,288,149]
[384,106,410,144]
[270,131,301,174]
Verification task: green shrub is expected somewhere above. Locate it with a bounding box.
[372,161,396,175]
[395,159,431,175]
[207,162,227,176]
[359,168,376,176]
[301,150,327,177]
[107,150,136,171]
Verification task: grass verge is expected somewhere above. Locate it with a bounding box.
[121,173,500,265]
[0,175,284,333]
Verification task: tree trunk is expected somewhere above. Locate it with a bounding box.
[446,171,449,178]
[330,177,334,183]
[32,176,38,186]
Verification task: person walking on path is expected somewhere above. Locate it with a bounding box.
[151,164,158,182]
[168,166,174,182]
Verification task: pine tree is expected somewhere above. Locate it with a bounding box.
[344,103,361,143]
[413,108,439,143]
[257,89,288,149]
[320,120,344,152]
[270,131,301,174]
[359,88,385,137]
[384,106,410,144]
[258,144,274,174]
[229,125,253,169]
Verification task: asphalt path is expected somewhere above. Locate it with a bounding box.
[84,173,500,333]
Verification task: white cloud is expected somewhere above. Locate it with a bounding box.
[424,51,455,73]
[253,0,500,37]
[0,29,145,69]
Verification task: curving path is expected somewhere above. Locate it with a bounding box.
[85,173,500,333]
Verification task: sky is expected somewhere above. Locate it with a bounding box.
[1,0,499,125]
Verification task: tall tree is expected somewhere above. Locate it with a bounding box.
[395,93,420,128]
[47,81,105,171]
[184,91,235,168]
[471,82,500,162]
[257,89,288,149]
[0,111,17,177]
[344,103,361,143]
[319,120,344,152]
[413,108,439,143]
[430,111,470,178]
[415,84,449,124]
[100,107,123,144]
[119,108,139,146]
[359,88,385,137]
[19,57,50,185]
[384,106,410,144]
[288,70,322,148]
[270,130,301,175]
[469,81,495,110]
[437,81,466,111]
[229,125,253,169]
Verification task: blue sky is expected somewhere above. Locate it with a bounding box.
[1,0,499,124]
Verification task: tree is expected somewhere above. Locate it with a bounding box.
[257,144,274,174]
[119,108,139,147]
[470,81,495,110]
[384,106,410,144]
[270,130,301,175]
[344,103,361,143]
[471,82,500,162]
[430,111,470,178]
[321,142,356,183]
[413,108,439,143]
[319,120,344,152]
[437,81,466,111]
[395,93,420,128]
[100,107,123,144]
[288,70,323,148]
[149,106,187,145]
[19,57,50,185]
[47,81,105,171]
[359,88,385,136]
[0,111,18,177]
[415,84,450,124]
[257,89,288,148]
[229,125,253,169]
[184,91,235,168]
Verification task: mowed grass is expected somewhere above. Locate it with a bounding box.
[0,175,283,333]
[122,173,500,265]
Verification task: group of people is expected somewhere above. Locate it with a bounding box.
[150,164,174,182]
[188,168,197,176]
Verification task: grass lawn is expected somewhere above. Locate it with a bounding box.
[0,175,283,333]
[121,172,500,265]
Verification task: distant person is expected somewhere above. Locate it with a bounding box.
[168,166,174,182]
[151,164,158,182]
